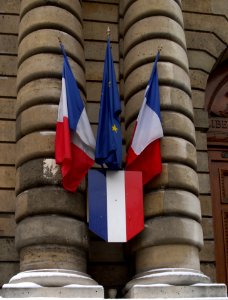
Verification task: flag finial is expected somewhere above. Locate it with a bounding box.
[58,36,62,46]
[107,26,111,38]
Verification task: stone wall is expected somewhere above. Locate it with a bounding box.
[0,0,20,287]
[0,0,228,291]
[182,0,228,282]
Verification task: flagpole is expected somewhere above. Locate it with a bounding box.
[107,26,111,38]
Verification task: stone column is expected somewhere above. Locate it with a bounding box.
[123,0,226,298]
[2,0,103,297]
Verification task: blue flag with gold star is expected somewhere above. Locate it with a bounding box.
[95,37,122,169]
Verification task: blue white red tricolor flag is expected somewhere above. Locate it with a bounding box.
[55,44,96,192]
[126,52,163,185]
[88,170,144,242]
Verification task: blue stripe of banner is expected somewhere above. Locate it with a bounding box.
[88,170,108,241]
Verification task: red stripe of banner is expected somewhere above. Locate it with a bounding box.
[125,171,144,241]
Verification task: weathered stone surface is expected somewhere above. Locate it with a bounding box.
[15,158,62,195]
[18,29,85,67]
[19,6,83,44]
[199,195,212,217]
[131,216,203,252]
[202,217,214,240]
[192,90,205,109]
[16,78,61,115]
[161,136,197,169]
[17,53,85,93]
[0,35,18,55]
[135,245,201,273]
[194,109,209,129]
[198,173,211,194]
[0,15,19,34]
[0,190,15,212]
[144,189,201,221]
[0,238,19,261]
[145,163,199,196]
[86,82,102,102]
[20,245,86,272]
[20,0,82,21]
[0,98,15,119]
[15,215,88,251]
[124,16,186,55]
[16,105,57,139]
[82,2,118,22]
[0,56,17,76]
[190,69,208,90]
[0,214,16,237]
[201,263,216,283]
[185,31,226,59]
[0,120,15,142]
[124,62,191,102]
[16,186,85,222]
[197,151,209,172]
[0,0,20,14]
[124,0,183,33]
[0,166,15,188]
[188,49,216,73]
[0,143,15,164]
[200,241,215,262]
[196,131,208,150]
[124,39,188,78]
[182,0,228,18]
[0,77,16,97]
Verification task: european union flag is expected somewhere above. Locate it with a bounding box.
[95,37,122,169]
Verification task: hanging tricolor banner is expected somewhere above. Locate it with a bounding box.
[88,170,144,242]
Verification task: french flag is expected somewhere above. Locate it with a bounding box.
[55,45,96,192]
[88,170,144,242]
[126,52,163,185]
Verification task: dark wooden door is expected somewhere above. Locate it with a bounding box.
[209,150,228,284]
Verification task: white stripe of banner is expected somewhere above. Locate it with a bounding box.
[107,171,126,242]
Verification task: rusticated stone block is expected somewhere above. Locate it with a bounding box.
[0,98,15,120]
[19,6,82,44]
[84,41,119,62]
[197,151,209,172]
[0,35,18,55]
[161,136,197,169]
[135,244,200,273]
[187,50,215,73]
[145,163,199,196]
[84,21,118,42]
[0,143,15,165]
[0,263,19,287]
[16,186,85,222]
[144,189,201,221]
[0,166,15,189]
[0,15,19,34]
[18,29,84,67]
[131,216,203,252]
[0,214,16,237]
[189,69,208,90]
[124,0,183,34]
[0,190,15,213]
[201,263,216,283]
[194,109,209,130]
[201,217,214,240]
[0,56,17,76]
[16,78,61,115]
[17,53,85,93]
[196,131,207,150]
[86,82,102,103]
[200,241,215,262]
[124,39,188,79]
[192,90,205,109]
[0,77,16,97]
[0,238,19,261]
[198,173,211,194]
[16,105,57,139]
[15,158,85,195]
[0,120,15,142]
[20,0,82,21]
[85,61,119,82]
[124,62,191,102]
[199,195,212,217]
[16,131,55,167]
[20,245,86,272]
[124,16,186,55]
[82,2,118,22]
[15,215,88,251]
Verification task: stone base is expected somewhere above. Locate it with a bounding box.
[0,286,103,298]
[125,283,228,299]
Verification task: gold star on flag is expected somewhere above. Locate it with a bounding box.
[112,124,118,132]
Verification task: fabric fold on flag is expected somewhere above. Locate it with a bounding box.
[95,37,122,169]
[55,44,96,192]
[126,52,163,184]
